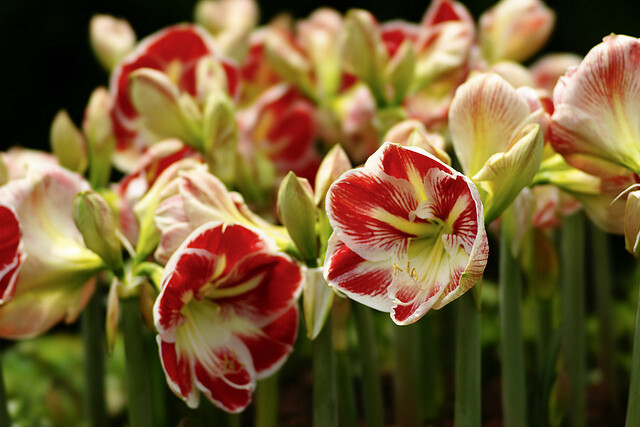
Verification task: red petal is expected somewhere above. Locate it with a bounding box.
[0,206,22,303]
[241,305,299,377]
[159,340,198,407]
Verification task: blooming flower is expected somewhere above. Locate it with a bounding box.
[0,165,103,338]
[550,34,640,178]
[324,142,488,325]
[154,222,303,412]
[110,24,238,171]
[0,205,23,304]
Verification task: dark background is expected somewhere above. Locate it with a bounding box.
[1,0,638,152]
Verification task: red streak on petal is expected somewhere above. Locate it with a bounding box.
[160,341,194,400]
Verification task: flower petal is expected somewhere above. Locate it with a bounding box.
[324,234,394,313]
[0,205,23,304]
[550,34,640,177]
[449,72,533,176]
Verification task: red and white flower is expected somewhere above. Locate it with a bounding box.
[110,24,238,171]
[550,34,640,178]
[324,142,488,325]
[154,222,303,412]
[0,205,24,304]
[0,165,103,338]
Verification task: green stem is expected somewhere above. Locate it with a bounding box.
[590,224,619,417]
[255,374,279,427]
[393,323,420,427]
[418,312,444,421]
[499,227,527,427]
[122,297,153,427]
[353,304,384,427]
[561,212,586,427]
[82,290,106,426]
[312,314,338,427]
[455,291,481,427]
[626,266,640,426]
[0,344,11,427]
[335,348,358,427]
[227,413,241,427]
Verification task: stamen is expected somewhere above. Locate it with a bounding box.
[611,183,640,205]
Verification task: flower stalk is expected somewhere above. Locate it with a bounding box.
[499,226,527,427]
[122,297,153,427]
[561,212,586,427]
[353,304,384,427]
[312,315,338,427]
[455,292,481,427]
[82,290,106,425]
[255,374,279,427]
[393,322,420,427]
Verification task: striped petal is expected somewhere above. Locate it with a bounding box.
[324,142,488,324]
[550,34,640,177]
[154,222,302,412]
[0,205,23,304]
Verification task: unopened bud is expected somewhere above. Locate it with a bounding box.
[50,110,88,174]
[277,171,318,262]
[90,15,136,71]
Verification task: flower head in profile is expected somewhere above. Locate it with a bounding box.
[0,165,103,338]
[154,222,303,412]
[324,142,488,325]
[550,34,640,178]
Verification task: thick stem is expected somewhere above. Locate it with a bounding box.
[353,304,384,427]
[455,292,481,427]
[625,270,640,426]
[0,344,11,427]
[590,224,619,417]
[82,290,106,426]
[418,312,444,421]
[499,227,527,427]
[122,297,153,427]
[312,314,338,427]
[255,374,279,427]
[393,323,420,427]
[561,212,586,427]
[335,349,358,427]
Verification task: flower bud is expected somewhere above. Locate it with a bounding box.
[383,119,450,165]
[479,0,555,63]
[303,267,334,339]
[90,14,136,71]
[277,171,318,262]
[0,157,7,186]
[50,110,88,174]
[83,88,116,187]
[128,69,201,147]
[264,29,312,92]
[385,39,415,104]
[314,144,351,206]
[73,191,123,274]
[202,91,238,185]
[105,277,121,354]
[341,9,387,102]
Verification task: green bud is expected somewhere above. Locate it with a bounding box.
[73,191,123,274]
[265,29,315,98]
[277,171,318,263]
[202,91,237,185]
[195,57,229,103]
[303,267,334,339]
[89,14,136,72]
[50,110,88,174]
[341,9,388,104]
[385,39,415,105]
[626,190,640,258]
[83,88,115,188]
[128,68,201,146]
[0,155,8,186]
[314,144,351,206]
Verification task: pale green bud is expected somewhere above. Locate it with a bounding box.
[277,171,318,263]
[73,191,123,274]
[50,110,88,174]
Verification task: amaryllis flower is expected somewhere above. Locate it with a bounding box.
[0,205,23,304]
[550,34,640,178]
[0,165,103,338]
[324,142,488,325]
[154,222,303,412]
[154,167,291,264]
[110,24,238,171]
[238,83,319,182]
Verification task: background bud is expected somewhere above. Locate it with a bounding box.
[50,110,88,174]
[277,171,318,263]
[73,191,123,274]
[89,15,136,71]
